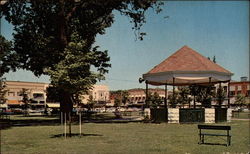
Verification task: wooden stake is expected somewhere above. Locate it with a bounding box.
[61,112,63,137]
[79,111,81,137]
[64,112,66,139]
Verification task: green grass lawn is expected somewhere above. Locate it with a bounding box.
[1,117,249,154]
[232,111,250,119]
[238,111,250,119]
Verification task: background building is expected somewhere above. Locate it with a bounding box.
[81,85,110,105]
[4,81,110,109]
[128,88,167,104]
[5,81,49,109]
[213,77,250,107]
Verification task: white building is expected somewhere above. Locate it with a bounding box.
[4,81,110,108]
[5,81,49,108]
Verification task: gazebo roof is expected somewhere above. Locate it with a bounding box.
[143,46,233,86]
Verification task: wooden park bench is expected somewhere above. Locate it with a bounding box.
[198,125,231,146]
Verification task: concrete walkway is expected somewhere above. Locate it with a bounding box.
[231,118,249,121]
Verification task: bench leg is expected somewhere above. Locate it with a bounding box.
[228,136,231,146]
[199,134,201,144]
[201,135,204,144]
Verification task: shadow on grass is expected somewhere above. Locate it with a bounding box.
[1,114,143,130]
[89,113,116,120]
[0,115,61,130]
[50,133,103,138]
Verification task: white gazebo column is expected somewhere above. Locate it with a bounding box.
[145,80,149,108]
[173,77,175,106]
[228,80,231,108]
[168,108,179,123]
[164,84,167,108]
[227,108,232,122]
[205,108,215,123]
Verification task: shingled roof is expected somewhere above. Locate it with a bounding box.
[148,45,232,74]
[143,45,233,85]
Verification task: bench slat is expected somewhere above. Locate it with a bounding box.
[200,133,231,137]
[198,125,231,130]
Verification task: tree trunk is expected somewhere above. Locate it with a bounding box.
[69,112,71,137]
[60,91,73,137]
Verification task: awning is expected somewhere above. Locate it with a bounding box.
[143,71,232,86]
[46,103,60,108]
[7,100,24,105]
[0,103,8,108]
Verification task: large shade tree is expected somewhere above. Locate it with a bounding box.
[0,0,163,136]
[0,78,8,105]
[0,36,17,77]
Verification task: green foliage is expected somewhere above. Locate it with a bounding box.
[1,0,163,75]
[234,94,246,107]
[1,0,162,106]
[87,95,95,109]
[19,88,30,115]
[168,92,178,108]
[111,90,129,107]
[45,33,111,102]
[147,92,163,108]
[216,85,226,107]
[0,36,17,76]
[189,85,215,108]
[177,86,190,108]
[0,77,8,104]
[1,0,163,137]
[114,97,122,107]
[46,86,63,103]
[196,86,215,108]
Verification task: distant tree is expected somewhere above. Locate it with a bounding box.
[19,88,30,116]
[121,91,129,105]
[189,85,215,108]
[0,78,8,105]
[114,97,122,108]
[147,92,163,108]
[234,94,246,108]
[87,95,95,109]
[177,86,190,108]
[216,86,226,108]
[111,90,129,107]
[196,85,215,108]
[189,85,199,108]
[168,92,178,108]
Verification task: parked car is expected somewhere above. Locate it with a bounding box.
[27,109,44,115]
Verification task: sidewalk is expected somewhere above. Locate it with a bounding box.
[231,118,249,121]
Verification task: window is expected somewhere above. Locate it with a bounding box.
[33,93,44,98]
[237,91,241,95]
[247,90,250,97]
[17,92,21,96]
[223,86,227,93]
[229,91,235,96]
[8,92,15,97]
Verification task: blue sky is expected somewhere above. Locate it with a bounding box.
[2,1,249,90]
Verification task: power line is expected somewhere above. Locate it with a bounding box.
[105,78,139,83]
